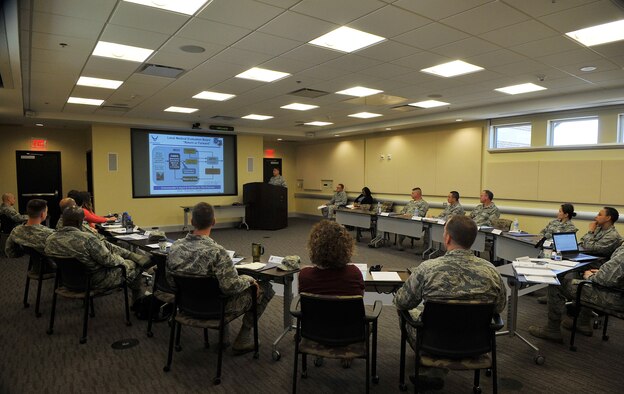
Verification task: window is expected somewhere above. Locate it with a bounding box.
[490,123,532,149]
[618,114,624,143]
[549,116,598,146]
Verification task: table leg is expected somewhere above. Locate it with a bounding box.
[272,274,295,361]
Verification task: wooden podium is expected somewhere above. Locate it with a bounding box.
[243,182,288,230]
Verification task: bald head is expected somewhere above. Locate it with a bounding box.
[59,197,77,212]
[2,193,15,205]
[62,206,85,228]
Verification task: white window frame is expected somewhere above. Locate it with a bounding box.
[618,113,624,143]
[547,116,599,146]
[489,122,532,149]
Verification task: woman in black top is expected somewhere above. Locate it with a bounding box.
[354,187,374,205]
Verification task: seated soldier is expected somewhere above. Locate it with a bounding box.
[1,193,28,229]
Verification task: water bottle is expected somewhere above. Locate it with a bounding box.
[513,218,519,232]
[552,251,561,261]
[121,212,128,227]
[377,202,381,214]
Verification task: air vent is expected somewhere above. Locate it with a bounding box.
[288,88,330,98]
[99,105,130,113]
[210,115,237,122]
[137,64,185,78]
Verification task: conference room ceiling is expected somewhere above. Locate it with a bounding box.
[2,0,624,139]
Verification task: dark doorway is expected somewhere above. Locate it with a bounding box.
[86,150,94,209]
[263,158,282,184]
[15,151,62,228]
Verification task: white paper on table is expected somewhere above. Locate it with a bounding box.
[116,233,149,240]
[353,263,367,279]
[524,275,560,285]
[232,257,245,264]
[236,262,266,270]
[317,205,327,210]
[411,216,422,221]
[226,250,235,258]
[543,240,553,248]
[513,261,542,268]
[346,204,355,209]
[371,272,401,281]
[109,226,139,234]
[101,223,122,228]
[436,219,446,224]
[491,229,502,235]
[516,256,531,262]
[514,267,556,277]
[379,212,390,216]
[146,242,173,248]
[268,255,284,264]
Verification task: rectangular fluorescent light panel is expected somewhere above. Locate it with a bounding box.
[566,20,624,46]
[349,112,382,119]
[164,106,198,113]
[495,83,546,95]
[421,60,484,78]
[409,100,449,108]
[242,114,273,120]
[92,41,153,62]
[123,0,209,15]
[309,26,385,53]
[67,97,104,106]
[193,91,235,101]
[305,121,333,126]
[281,103,319,111]
[336,86,383,97]
[77,76,123,89]
[235,67,290,82]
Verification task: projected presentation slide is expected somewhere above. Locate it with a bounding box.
[148,133,225,195]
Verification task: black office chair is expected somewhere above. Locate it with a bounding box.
[291,293,382,394]
[146,254,175,337]
[399,300,504,394]
[47,257,131,344]
[163,273,259,385]
[21,246,56,317]
[569,280,624,352]
[0,214,18,257]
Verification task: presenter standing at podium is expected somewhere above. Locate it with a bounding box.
[268,168,287,188]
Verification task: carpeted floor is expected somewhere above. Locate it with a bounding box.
[0,217,622,393]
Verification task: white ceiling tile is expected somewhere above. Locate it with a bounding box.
[291,0,385,24]
[31,47,88,70]
[538,0,624,32]
[295,65,351,81]
[82,57,142,80]
[70,86,114,100]
[557,58,620,75]
[510,36,581,58]
[394,0,492,20]
[359,63,412,79]
[233,32,302,56]
[431,37,501,59]
[465,49,528,69]
[100,25,170,49]
[394,23,469,50]
[178,19,252,46]
[31,11,103,39]
[322,55,383,72]
[500,0,600,18]
[32,0,116,21]
[258,11,337,42]
[198,0,284,29]
[30,32,94,55]
[488,59,549,76]
[254,0,300,8]
[210,78,270,95]
[29,60,81,78]
[536,48,603,68]
[150,44,225,70]
[281,45,344,65]
[590,41,624,59]
[480,20,560,48]
[109,2,189,35]
[358,40,421,62]
[441,2,530,35]
[350,5,431,38]
[210,47,274,67]
[260,57,313,74]
[392,51,452,70]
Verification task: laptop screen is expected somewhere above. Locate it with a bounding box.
[552,232,579,253]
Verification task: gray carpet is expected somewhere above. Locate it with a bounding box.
[1,218,622,393]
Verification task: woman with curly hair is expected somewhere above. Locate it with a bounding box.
[298,220,364,296]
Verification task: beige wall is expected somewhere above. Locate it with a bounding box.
[0,125,90,211]
[91,125,263,227]
[262,141,297,212]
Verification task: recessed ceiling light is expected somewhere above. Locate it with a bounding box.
[242,114,273,120]
[348,112,383,119]
[305,121,333,126]
[180,45,205,53]
[77,76,123,89]
[123,0,210,15]
[580,66,597,72]
[193,91,236,101]
[336,86,383,97]
[164,106,198,113]
[281,103,318,111]
[421,60,484,78]
[35,123,44,127]
[235,67,290,82]
[566,20,624,46]
[495,83,546,95]
[408,100,449,108]
[92,41,153,62]
[309,26,385,53]
[67,97,104,106]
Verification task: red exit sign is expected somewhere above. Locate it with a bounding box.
[30,138,47,150]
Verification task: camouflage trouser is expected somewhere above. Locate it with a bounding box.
[91,259,143,300]
[226,280,275,328]
[103,240,133,260]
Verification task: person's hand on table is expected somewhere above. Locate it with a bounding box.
[583,269,599,280]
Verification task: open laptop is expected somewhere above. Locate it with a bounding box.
[551,232,597,262]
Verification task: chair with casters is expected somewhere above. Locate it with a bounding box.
[163,273,259,386]
[399,300,504,394]
[569,280,624,352]
[146,254,175,338]
[21,246,56,317]
[291,293,383,394]
[47,257,131,344]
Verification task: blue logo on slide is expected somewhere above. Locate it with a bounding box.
[151,135,159,141]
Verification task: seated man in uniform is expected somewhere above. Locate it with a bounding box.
[1,193,28,229]
[166,202,275,355]
[578,207,622,258]
[45,207,148,302]
[435,191,465,220]
[268,167,287,187]
[397,187,429,251]
[321,183,347,219]
[394,215,506,388]
[5,199,55,273]
[469,189,500,227]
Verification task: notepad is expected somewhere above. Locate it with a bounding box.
[370,272,401,281]
[353,263,367,279]
[524,275,560,285]
[146,242,173,248]
[116,234,149,240]
[268,255,284,264]
[236,262,266,270]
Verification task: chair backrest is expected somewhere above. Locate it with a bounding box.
[299,293,366,346]
[170,273,225,319]
[52,257,90,291]
[491,218,512,231]
[153,254,175,294]
[419,300,496,358]
[0,214,17,234]
[380,201,394,213]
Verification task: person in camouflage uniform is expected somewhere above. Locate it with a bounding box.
[539,203,578,240]
[579,207,622,258]
[5,199,55,273]
[56,197,108,241]
[469,190,500,227]
[529,242,624,342]
[268,168,287,188]
[44,206,147,301]
[322,183,348,219]
[394,215,506,388]
[0,193,28,230]
[166,202,275,355]
[435,191,465,220]
[397,187,429,250]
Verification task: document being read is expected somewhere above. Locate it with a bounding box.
[370,272,401,281]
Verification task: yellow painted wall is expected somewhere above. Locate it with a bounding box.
[0,125,90,211]
[91,125,263,227]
